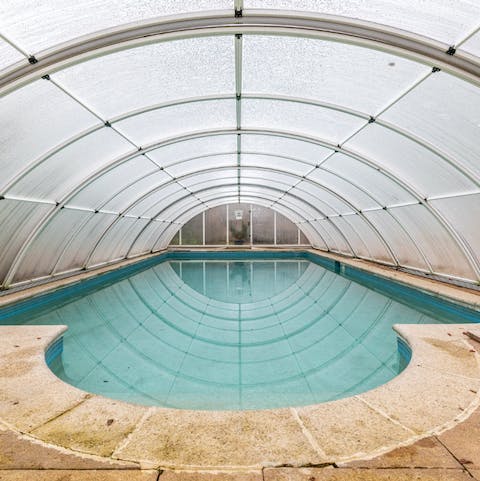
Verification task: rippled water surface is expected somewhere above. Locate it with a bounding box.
[2,254,473,410]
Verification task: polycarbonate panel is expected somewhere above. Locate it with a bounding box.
[154,222,183,251]
[166,154,237,178]
[243,36,428,114]
[312,219,352,254]
[0,80,98,189]
[275,212,298,244]
[130,221,171,256]
[114,99,236,147]
[329,216,370,258]
[243,1,480,43]
[239,176,291,194]
[147,135,237,167]
[291,181,353,214]
[346,123,477,197]
[342,214,394,263]
[53,37,235,118]
[127,183,186,217]
[87,217,149,267]
[101,170,172,213]
[241,153,313,176]
[323,153,416,206]
[13,209,91,282]
[430,194,480,262]
[0,200,52,283]
[205,206,228,244]
[169,229,180,246]
[242,99,365,143]
[382,72,480,178]
[67,155,159,210]
[363,209,430,271]
[158,197,204,222]
[240,168,298,187]
[252,205,274,244]
[0,37,25,70]
[0,1,231,54]
[183,170,239,189]
[53,212,118,274]
[241,133,332,164]
[181,213,203,245]
[306,168,380,210]
[299,229,310,244]
[462,30,480,57]
[388,204,476,280]
[9,128,133,200]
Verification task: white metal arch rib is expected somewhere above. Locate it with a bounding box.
[1,10,480,97]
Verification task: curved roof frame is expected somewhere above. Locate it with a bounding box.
[3,125,479,287]
[1,9,480,285]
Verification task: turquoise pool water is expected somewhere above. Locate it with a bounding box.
[1,252,478,410]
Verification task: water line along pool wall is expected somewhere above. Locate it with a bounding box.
[0,250,478,410]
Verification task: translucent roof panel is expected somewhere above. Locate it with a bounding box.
[166,154,237,178]
[0,1,232,58]
[241,134,332,165]
[243,1,480,44]
[381,72,480,179]
[243,35,429,114]
[0,80,99,189]
[114,99,236,147]
[345,124,478,197]
[240,154,313,176]
[461,30,480,57]
[52,37,235,119]
[148,135,238,167]
[0,37,25,70]
[242,99,365,143]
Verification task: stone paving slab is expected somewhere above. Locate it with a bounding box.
[295,397,412,459]
[438,409,480,469]
[0,471,158,480]
[114,408,324,468]
[31,396,149,457]
[159,470,263,480]
[0,423,139,470]
[263,467,473,480]
[341,436,461,469]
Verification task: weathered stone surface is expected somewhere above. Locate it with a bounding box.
[0,470,158,480]
[159,470,263,480]
[31,396,149,457]
[341,436,461,469]
[438,409,480,469]
[357,364,479,434]
[0,423,138,469]
[115,408,324,468]
[296,397,411,460]
[263,467,472,480]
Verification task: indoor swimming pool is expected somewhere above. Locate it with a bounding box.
[1,251,478,410]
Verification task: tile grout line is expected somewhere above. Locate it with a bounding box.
[354,395,417,435]
[290,407,328,459]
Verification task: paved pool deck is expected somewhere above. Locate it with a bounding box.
[0,249,479,480]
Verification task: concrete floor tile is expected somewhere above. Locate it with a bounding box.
[296,397,412,460]
[115,408,324,468]
[263,467,472,480]
[341,436,461,468]
[31,396,149,457]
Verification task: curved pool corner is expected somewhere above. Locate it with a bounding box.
[0,323,479,469]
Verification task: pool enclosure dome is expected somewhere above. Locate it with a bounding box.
[1,0,480,288]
